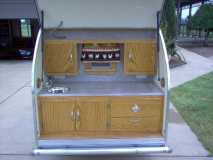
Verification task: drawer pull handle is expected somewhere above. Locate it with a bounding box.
[129,118,141,124]
[131,104,141,113]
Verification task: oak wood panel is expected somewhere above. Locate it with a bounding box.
[38,97,76,135]
[76,97,108,131]
[124,40,156,75]
[110,96,163,117]
[44,40,78,75]
[111,117,162,133]
[77,40,154,44]
[83,62,117,75]
[40,132,162,139]
[78,40,125,44]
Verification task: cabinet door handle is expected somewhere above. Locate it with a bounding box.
[128,52,133,60]
[70,111,75,121]
[75,108,80,130]
[76,109,80,121]
[70,52,73,63]
[128,52,135,63]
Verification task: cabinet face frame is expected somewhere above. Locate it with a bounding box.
[38,39,166,138]
[44,40,79,75]
[38,96,164,138]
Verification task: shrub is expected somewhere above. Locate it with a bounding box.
[161,0,177,56]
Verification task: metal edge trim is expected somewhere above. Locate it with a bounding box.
[159,29,170,140]
[32,29,42,148]
[33,146,172,155]
[38,137,166,148]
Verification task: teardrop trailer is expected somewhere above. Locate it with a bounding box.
[32,0,171,155]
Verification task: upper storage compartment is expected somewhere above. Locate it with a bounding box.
[36,0,164,29]
[43,40,156,76]
[124,40,156,75]
[44,40,79,75]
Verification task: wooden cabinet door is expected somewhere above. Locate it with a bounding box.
[76,97,108,131]
[124,41,156,75]
[38,97,75,136]
[44,40,78,75]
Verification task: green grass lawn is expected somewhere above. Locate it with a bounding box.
[171,72,213,155]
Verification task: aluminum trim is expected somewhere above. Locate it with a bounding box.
[32,29,42,147]
[38,93,164,97]
[33,146,171,155]
[38,137,166,149]
[32,29,42,91]
[159,29,170,140]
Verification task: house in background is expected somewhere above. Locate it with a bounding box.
[0,0,39,59]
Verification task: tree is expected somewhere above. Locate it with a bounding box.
[188,4,213,44]
[161,0,177,56]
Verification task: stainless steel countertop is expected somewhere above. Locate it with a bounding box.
[39,82,163,96]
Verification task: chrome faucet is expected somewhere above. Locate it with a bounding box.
[44,77,53,89]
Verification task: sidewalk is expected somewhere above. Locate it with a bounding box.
[167,46,213,158]
[171,47,213,88]
[0,46,213,160]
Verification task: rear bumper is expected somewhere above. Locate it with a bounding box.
[33,146,171,155]
[34,138,171,155]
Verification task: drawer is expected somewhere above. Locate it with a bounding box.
[111,116,162,132]
[110,96,164,117]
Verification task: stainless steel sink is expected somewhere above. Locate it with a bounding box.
[48,87,70,94]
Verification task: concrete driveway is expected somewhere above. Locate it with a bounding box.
[0,58,212,160]
[183,46,213,61]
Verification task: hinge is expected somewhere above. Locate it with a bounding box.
[37,129,40,137]
[36,78,42,89]
[160,78,165,88]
